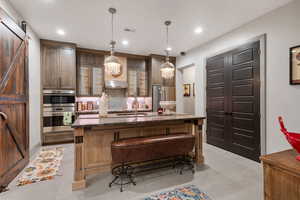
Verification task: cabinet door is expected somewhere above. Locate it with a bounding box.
[151,56,176,87]
[138,61,148,96]
[92,67,103,96]
[60,47,76,89]
[151,57,163,85]
[78,67,91,96]
[128,69,137,96]
[42,46,59,89]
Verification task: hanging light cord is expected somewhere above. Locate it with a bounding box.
[108,8,117,54]
[165,22,170,61]
[111,11,114,43]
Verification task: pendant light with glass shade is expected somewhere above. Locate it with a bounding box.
[104,8,122,77]
[161,20,175,79]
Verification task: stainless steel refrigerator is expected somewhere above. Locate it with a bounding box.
[152,85,176,111]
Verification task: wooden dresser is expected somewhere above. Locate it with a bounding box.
[260,149,300,200]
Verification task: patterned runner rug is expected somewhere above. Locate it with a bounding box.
[144,185,211,200]
[17,147,64,186]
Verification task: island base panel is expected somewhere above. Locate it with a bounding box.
[72,119,204,190]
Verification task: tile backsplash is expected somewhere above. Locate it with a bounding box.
[76,95,152,112]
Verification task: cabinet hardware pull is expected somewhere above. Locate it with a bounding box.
[0,112,8,120]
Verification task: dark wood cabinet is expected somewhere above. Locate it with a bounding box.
[41,45,60,88]
[77,51,104,96]
[41,40,76,90]
[60,47,76,89]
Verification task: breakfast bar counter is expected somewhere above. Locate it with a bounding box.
[71,113,205,190]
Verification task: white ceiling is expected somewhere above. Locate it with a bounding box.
[9,0,292,56]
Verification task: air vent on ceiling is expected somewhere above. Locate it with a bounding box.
[124,27,136,32]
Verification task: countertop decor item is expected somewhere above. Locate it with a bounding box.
[161,20,175,79]
[104,8,121,77]
[278,116,300,161]
[144,185,211,200]
[290,45,300,84]
[17,147,64,187]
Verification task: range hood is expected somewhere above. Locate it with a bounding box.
[105,80,128,89]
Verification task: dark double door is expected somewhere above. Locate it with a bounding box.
[206,41,261,162]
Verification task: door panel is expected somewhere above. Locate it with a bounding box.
[0,8,29,191]
[60,47,76,89]
[229,41,260,161]
[206,54,227,149]
[206,41,260,162]
[42,45,59,89]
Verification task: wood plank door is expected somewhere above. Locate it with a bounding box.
[206,41,260,162]
[0,9,29,191]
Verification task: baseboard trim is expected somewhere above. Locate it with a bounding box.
[29,142,41,157]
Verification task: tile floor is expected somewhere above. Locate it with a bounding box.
[0,143,263,200]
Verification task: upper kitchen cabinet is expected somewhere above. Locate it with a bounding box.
[77,49,104,96]
[149,54,176,87]
[127,58,148,97]
[41,40,76,89]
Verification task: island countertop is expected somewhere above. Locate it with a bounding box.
[72,112,205,128]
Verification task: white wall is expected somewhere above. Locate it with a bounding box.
[176,0,300,154]
[0,0,41,152]
[177,66,195,114]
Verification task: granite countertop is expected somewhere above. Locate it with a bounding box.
[72,112,205,128]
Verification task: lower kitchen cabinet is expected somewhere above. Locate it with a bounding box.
[43,131,74,145]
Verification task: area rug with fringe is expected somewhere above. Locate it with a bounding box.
[17,147,64,186]
[144,185,211,200]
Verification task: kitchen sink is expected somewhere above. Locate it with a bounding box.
[116,113,148,117]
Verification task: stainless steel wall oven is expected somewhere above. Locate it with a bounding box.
[43,90,75,133]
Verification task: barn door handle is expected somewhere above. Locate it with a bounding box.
[0,112,8,120]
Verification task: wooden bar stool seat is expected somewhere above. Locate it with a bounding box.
[109,133,195,192]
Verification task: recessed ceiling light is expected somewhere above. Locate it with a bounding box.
[166,47,172,51]
[56,29,65,36]
[194,27,203,34]
[122,40,129,46]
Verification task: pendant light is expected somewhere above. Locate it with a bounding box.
[161,20,175,79]
[104,8,121,77]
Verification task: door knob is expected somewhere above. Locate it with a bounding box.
[0,112,8,120]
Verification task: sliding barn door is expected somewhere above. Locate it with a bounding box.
[207,41,260,162]
[0,8,29,191]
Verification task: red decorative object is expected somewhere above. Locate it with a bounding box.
[157,108,163,115]
[278,116,300,161]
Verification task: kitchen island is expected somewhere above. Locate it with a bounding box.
[71,113,205,190]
